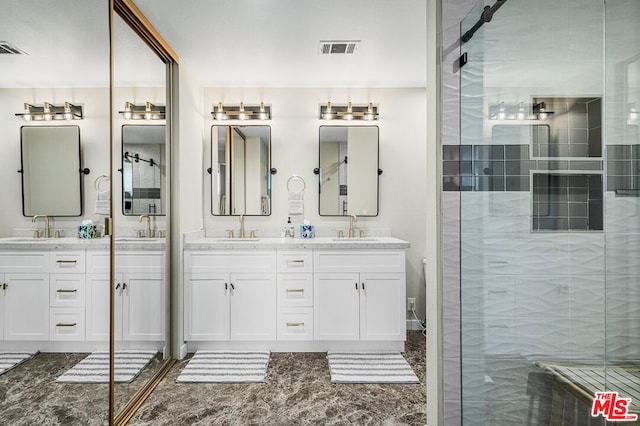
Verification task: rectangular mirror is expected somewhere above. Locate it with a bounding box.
[121,124,166,215]
[211,125,272,215]
[21,125,83,216]
[318,125,379,216]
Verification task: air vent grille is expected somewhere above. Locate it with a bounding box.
[0,42,26,55]
[319,40,360,55]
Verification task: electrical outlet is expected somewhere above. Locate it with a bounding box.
[407,298,416,311]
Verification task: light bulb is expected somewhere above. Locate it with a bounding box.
[123,102,132,120]
[64,102,73,120]
[259,102,268,120]
[144,102,152,120]
[517,102,525,120]
[43,102,52,121]
[630,103,639,120]
[498,102,506,120]
[23,103,32,121]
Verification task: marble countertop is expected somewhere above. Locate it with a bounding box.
[0,236,166,250]
[184,236,410,250]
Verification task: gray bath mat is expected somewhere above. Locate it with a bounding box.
[56,350,157,383]
[0,351,38,376]
[327,351,420,384]
[176,350,270,383]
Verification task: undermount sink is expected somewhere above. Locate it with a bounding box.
[332,237,379,242]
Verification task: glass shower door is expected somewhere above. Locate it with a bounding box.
[458,0,607,424]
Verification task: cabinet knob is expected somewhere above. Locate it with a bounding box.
[2,283,7,290]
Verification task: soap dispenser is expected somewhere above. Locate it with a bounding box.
[284,217,295,238]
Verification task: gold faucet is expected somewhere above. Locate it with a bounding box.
[138,214,152,238]
[32,215,50,238]
[239,214,246,239]
[349,214,358,238]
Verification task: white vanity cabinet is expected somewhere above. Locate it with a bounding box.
[313,250,406,341]
[184,250,277,341]
[0,252,50,341]
[85,251,165,342]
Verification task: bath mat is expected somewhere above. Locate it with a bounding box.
[176,350,270,383]
[56,350,157,383]
[327,351,420,384]
[0,351,39,376]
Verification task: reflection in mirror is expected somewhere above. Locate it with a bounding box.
[112,5,171,419]
[318,126,379,216]
[121,125,166,215]
[21,126,83,216]
[211,125,272,215]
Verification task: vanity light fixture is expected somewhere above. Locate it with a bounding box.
[16,102,83,121]
[211,102,271,121]
[319,102,379,121]
[118,101,166,120]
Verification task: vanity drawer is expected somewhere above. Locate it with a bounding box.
[185,250,275,273]
[276,250,313,273]
[0,252,49,273]
[277,274,313,307]
[50,251,85,273]
[277,308,313,341]
[50,308,85,341]
[50,274,85,307]
[314,250,405,273]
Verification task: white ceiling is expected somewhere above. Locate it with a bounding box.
[1,0,427,89]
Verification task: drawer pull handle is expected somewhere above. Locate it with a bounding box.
[225,282,228,291]
[56,323,77,327]
[287,260,305,265]
[286,288,304,293]
[355,282,358,290]
[362,282,366,290]
[122,283,128,290]
[230,283,235,290]
[56,289,78,293]
[286,322,304,327]
[2,283,7,290]
[115,283,121,290]
[56,260,78,264]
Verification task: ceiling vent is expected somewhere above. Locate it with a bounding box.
[0,41,27,55]
[319,40,360,55]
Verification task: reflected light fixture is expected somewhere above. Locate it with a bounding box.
[211,102,271,120]
[319,102,379,121]
[119,101,165,120]
[533,102,554,120]
[16,102,83,121]
[629,103,639,121]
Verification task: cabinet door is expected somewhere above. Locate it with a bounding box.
[314,273,360,340]
[230,273,276,340]
[359,273,406,341]
[122,273,165,341]
[185,273,230,340]
[3,273,49,340]
[86,273,122,341]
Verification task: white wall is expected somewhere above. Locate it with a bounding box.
[0,88,110,236]
[200,87,428,318]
